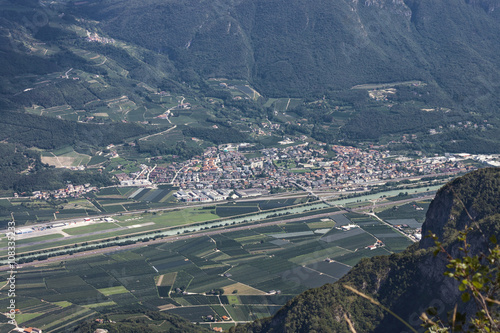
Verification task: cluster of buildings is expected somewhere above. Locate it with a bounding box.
[366,240,385,250]
[203,314,231,323]
[86,31,114,44]
[13,218,113,237]
[143,143,475,197]
[174,188,265,202]
[23,328,42,333]
[393,223,423,242]
[428,120,494,136]
[174,189,231,202]
[116,164,153,186]
[32,184,98,200]
[337,224,359,231]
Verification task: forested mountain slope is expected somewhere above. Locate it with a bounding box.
[1,0,500,153]
[231,168,500,332]
[74,0,500,103]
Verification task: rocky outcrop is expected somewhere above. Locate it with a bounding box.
[421,167,500,248]
[231,168,500,333]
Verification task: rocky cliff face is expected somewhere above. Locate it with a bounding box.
[231,168,500,333]
[421,167,500,248]
[375,167,500,330]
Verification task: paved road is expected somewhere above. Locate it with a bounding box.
[139,124,177,141]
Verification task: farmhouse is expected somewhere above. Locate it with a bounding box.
[23,328,42,333]
[366,240,385,250]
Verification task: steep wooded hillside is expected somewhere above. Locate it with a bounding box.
[73,0,500,103]
[230,168,500,332]
[1,0,500,153]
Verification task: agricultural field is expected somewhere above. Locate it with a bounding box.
[1,190,429,261]
[216,202,260,217]
[0,198,101,227]
[214,197,307,218]
[254,198,306,210]
[0,195,129,227]
[357,219,414,252]
[207,78,263,100]
[2,198,329,257]
[0,192,433,330]
[91,186,178,212]
[40,146,92,168]
[0,186,182,226]
[263,98,303,112]
[375,200,431,223]
[1,206,424,330]
[0,268,99,332]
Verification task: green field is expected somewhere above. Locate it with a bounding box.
[376,201,431,222]
[116,207,219,227]
[216,205,260,217]
[306,219,336,229]
[16,234,64,245]
[158,272,177,286]
[15,313,44,325]
[51,146,74,156]
[98,286,130,296]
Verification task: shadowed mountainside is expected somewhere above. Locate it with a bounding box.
[73,0,500,102]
